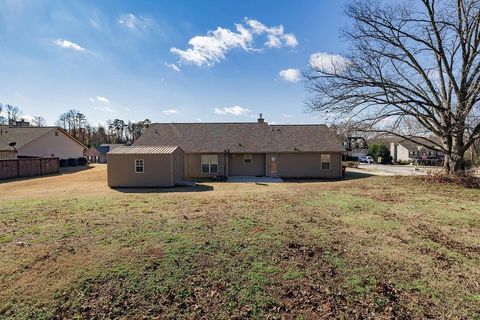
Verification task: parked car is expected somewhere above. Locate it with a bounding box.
[358,155,374,163]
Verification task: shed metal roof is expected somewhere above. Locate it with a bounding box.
[108,146,181,155]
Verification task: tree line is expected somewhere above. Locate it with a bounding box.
[0,103,150,147]
[57,109,151,146]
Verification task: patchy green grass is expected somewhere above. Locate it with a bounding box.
[0,170,480,319]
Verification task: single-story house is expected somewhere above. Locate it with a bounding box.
[85,144,123,163]
[0,124,86,160]
[119,116,344,183]
[390,137,444,165]
[107,146,184,187]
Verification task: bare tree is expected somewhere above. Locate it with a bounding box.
[31,116,47,127]
[305,0,480,173]
[5,104,21,123]
[0,103,5,124]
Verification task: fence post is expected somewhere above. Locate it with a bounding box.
[17,159,20,179]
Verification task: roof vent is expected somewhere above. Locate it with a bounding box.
[257,113,265,124]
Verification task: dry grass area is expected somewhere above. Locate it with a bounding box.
[0,165,479,319]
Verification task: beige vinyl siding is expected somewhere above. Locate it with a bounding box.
[184,153,226,178]
[18,129,85,160]
[395,144,412,163]
[266,152,342,178]
[107,148,184,187]
[228,153,266,176]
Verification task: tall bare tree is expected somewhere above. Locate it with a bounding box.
[31,116,47,127]
[0,103,5,124]
[5,104,21,123]
[305,0,480,173]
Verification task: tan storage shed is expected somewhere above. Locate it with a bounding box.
[107,146,184,188]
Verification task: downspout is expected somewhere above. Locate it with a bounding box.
[224,148,229,178]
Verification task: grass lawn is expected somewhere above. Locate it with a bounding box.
[0,165,479,319]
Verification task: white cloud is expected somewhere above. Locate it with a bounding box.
[282,33,298,47]
[54,39,85,52]
[164,62,180,72]
[171,17,297,67]
[279,68,301,82]
[94,105,115,113]
[96,96,109,103]
[309,52,349,73]
[117,13,151,30]
[162,108,179,115]
[214,105,250,116]
[89,96,110,104]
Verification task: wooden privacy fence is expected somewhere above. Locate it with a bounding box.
[0,158,59,181]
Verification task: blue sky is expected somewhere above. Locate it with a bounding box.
[0,0,349,125]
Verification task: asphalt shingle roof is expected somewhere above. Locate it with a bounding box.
[133,123,344,153]
[0,126,56,150]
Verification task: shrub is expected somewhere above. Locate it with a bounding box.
[420,171,480,189]
[78,157,87,166]
[368,143,392,164]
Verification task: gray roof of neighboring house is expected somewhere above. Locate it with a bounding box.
[133,122,345,153]
[100,144,124,150]
[0,126,55,150]
[0,126,87,151]
[108,146,181,154]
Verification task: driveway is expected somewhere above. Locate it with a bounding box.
[349,164,441,176]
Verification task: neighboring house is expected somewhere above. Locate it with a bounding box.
[390,138,444,165]
[0,124,86,160]
[129,116,345,180]
[85,144,123,163]
[344,136,369,159]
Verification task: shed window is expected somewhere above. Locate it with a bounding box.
[201,155,218,174]
[135,159,144,173]
[244,154,252,164]
[55,131,59,136]
[0,152,7,159]
[321,154,331,170]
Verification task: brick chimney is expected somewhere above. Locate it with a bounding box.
[257,113,265,124]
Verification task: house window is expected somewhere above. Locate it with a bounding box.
[135,159,144,173]
[321,154,331,170]
[0,152,7,159]
[244,154,252,164]
[201,155,218,174]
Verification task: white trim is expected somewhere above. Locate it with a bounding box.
[320,154,331,170]
[201,154,218,174]
[243,153,252,164]
[135,159,144,173]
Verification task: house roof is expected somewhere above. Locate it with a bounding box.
[133,122,345,153]
[108,146,181,155]
[85,146,110,156]
[100,144,124,150]
[0,126,87,151]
